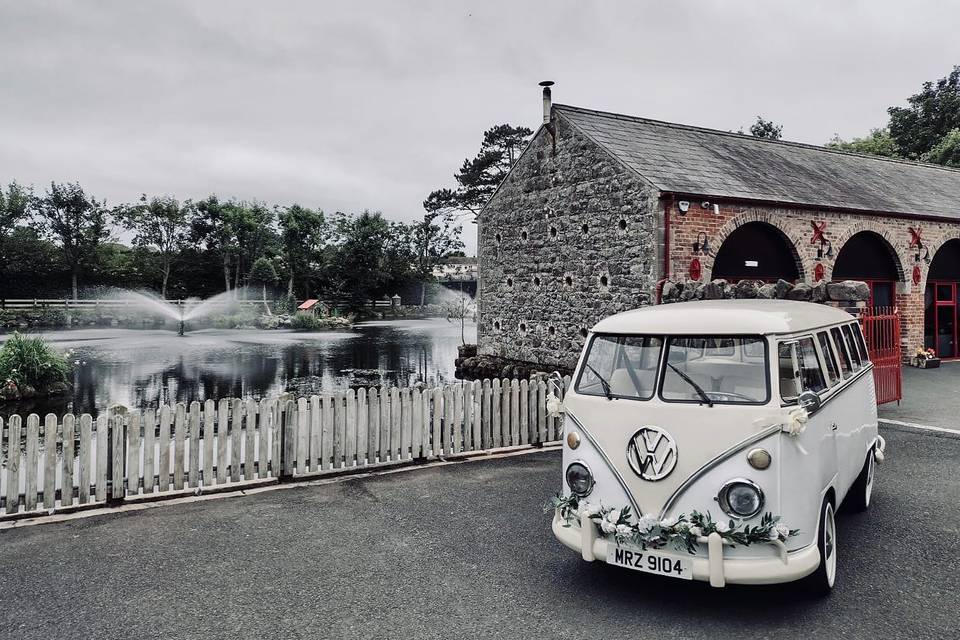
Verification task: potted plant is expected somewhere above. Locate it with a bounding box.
[912,347,940,369]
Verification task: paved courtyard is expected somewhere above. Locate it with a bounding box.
[1,426,958,640]
[878,360,960,429]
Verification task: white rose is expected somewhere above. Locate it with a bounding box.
[716,521,730,534]
[775,523,791,540]
[606,509,621,524]
[659,516,678,529]
[601,520,617,534]
[782,407,809,437]
[616,524,633,536]
[578,502,599,518]
[768,528,780,541]
[689,526,702,537]
[636,514,658,533]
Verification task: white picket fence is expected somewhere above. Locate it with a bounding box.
[0,377,568,518]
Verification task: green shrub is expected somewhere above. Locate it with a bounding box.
[0,332,71,390]
[289,312,323,331]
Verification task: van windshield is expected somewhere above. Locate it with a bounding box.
[576,334,769,404]
[661,336,769,404]
[576,335,662,400]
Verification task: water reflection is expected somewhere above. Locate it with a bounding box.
[0,320,476,417]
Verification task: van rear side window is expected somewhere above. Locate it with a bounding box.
[830,327,853,378]
[817,332,839,384]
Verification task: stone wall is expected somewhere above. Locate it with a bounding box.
[477,112,660,370]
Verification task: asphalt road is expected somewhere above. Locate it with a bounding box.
[1,428,958,640]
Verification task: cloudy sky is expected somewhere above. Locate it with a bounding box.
[2,1,959,253]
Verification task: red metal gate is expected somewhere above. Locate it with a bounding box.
[859,307,902,405]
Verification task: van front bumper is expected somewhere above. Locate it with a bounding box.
[552,509,819,587]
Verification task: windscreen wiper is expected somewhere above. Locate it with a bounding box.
[667,362,713,407]
[585,364,613,400]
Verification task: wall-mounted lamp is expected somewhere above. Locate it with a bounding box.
[677,200,690,214]
[692,232,711,256]
[816,238,834,260]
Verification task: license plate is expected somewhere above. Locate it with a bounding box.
[606,544,693,580]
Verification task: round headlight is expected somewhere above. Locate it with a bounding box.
[565,462,594,497]
[718,479,764,519]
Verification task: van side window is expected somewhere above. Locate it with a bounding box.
[851,322,870,363]
[817,332,839,384]
[778,337,825,401]
[840,324,862,369]
[797,337,826,393]
[830,327,852,378]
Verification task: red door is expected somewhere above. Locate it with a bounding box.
[925,282,958,358]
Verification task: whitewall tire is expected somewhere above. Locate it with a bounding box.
[801,497,837,596]
[846,449,875,513]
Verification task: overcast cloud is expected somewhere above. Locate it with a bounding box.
[2,0,959,253]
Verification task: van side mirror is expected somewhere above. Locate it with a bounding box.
[798,390,821,415]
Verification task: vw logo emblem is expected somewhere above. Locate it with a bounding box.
[626,426,678,481]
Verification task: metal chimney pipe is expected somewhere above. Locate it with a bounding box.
[539,80,554,124]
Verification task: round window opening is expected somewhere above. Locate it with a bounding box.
[600,275,609,287]
[582,223,589,234]
[549,226,557,238]
[565,276,573,286]
[506,277,513,288]
[495,233,502,243]
[519,322,527,334]
[493,321,501,331]
[618,219,627,231]
[534,276,541,286]
[548,326,556,336]
[521,230,528,241]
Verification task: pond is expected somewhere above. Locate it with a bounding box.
[0,319,477,418]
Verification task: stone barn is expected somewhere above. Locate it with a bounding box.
[476,84,960,371]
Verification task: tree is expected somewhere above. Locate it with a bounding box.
[230,201,275,293]
[441,291,474,345]
[826,128,902,158]
[278,204,329,298]
[33,182,110,299]
[424,123,533,219]
[412,212,464,305]
[249,257,278,315]
[115,195,192,297]
[0,182,31,301]
[330,211,415,305]
[744,116,783,140]
[888,66,960,160]
[191,195,238,295]
[922,128,960,167]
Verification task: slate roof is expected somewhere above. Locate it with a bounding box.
[555,104,960,220]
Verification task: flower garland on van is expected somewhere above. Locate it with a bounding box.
[547,494,799,554]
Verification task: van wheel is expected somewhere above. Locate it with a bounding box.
[846,448,875,513]
[800,498,837,596]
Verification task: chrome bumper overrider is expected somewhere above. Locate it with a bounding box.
[552,509,820,587]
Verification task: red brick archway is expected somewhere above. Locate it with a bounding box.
[924,239,960,358]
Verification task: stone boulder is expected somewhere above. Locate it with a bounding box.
[811,281,829,303]
[701,280,726,300]
[787,283,813,301]
[773,279,794,299]
[733,280,760,299]
[757,283,777,299]
[827,280,870,302]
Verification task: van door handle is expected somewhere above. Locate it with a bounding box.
[831,422,838,431]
